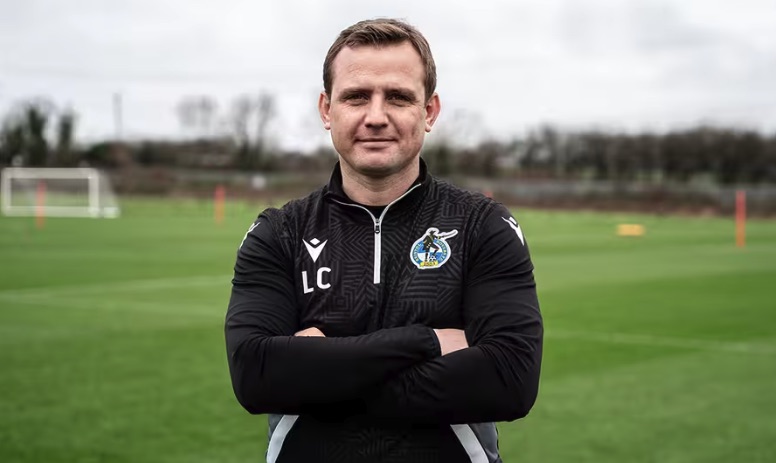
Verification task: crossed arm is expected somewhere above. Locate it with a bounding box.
[296,326,468,356]
[225,206,542,423]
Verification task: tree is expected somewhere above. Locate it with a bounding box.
[228,91,277,169]
[55,108,77,166]
[254,92,276,157]
[21,100,53,166]
[230,95,254,168]
[176,95,218,139]
[423,108,485,177]
[0,121,25,166]
[422,142,453,176]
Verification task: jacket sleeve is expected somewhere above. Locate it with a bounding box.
[225,213,441,416]
[362,204,543,424]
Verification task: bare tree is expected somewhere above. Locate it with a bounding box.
[299,90,331,152]
[229,95,253,167]
[254,92,276,156]
[23,99,53,166]
[176,95,218,139]
[538,125,566,178]
[228,91,277,168]
[55,108,77,166]
[424,108,485,176]
[0,120,25,166]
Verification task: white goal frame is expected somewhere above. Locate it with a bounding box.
[1,167,120,218]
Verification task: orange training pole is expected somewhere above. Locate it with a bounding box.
[214,184,225,225]
[36,180,46,229]
[735,190,746,248]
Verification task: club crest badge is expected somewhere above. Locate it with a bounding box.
[410,227,459,269]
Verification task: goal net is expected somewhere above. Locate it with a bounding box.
[1,167,120,218]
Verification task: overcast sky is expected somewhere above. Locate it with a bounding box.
[1,0,774,150]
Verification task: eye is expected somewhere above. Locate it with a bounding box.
[387,93,414,104]
[343,93,368,104]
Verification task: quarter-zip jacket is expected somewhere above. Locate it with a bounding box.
[225,160,543,463]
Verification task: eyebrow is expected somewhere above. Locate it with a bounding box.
[338,87,419,101]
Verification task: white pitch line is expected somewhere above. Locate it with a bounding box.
[548,329,776,356]
[4,277,773,357]
[0,293,222,317]
[0,274,231,300]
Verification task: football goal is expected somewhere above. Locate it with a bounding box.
[1,167,120,218]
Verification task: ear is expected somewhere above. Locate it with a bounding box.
[318,91,331,130]
[424,92,441,133]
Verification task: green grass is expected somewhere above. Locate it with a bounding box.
[1,197,775,462]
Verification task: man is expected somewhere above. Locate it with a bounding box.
[422,228,441,264]
[225,18,542,463]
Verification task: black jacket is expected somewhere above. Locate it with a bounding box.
[225,161,543,463]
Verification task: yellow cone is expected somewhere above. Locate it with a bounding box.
[617,224,645,237]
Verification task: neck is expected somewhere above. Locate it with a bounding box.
[339,161,420,206]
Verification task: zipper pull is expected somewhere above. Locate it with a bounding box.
[374,221,381,234]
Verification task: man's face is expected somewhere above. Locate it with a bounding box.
[319,41,440,179]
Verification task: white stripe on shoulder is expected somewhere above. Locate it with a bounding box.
[267,415,299,463]
[451,424,489,463]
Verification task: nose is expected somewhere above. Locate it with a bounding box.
[364,98,388,129]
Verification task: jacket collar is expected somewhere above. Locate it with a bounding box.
[323,158,432,209]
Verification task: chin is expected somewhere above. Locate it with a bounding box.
[340,148,417,179]
[346,151,398,175]
[354,162,401,178]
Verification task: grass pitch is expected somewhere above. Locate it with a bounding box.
[1,197,775,462]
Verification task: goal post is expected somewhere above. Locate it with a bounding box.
[1,167,120,218]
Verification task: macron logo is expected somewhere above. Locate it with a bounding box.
[502,217,525,246]
[303,238,328,263]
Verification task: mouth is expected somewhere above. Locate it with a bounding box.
[357,138,394,143]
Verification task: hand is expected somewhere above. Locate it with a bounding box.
[295,327,326,337]
[433,328,468,355]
